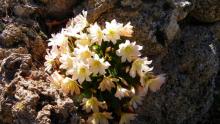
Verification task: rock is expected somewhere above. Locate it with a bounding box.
[39,0,77,19]
[191,0,220,22]
[0,68,77,124]
[87,0,118,23]
[13,4,37,18]
[173,0,195,21]
[133,26,218,124]
[0,22,47,61]
[1,53,32,80]
[0,24,24,47]
[120,0,143,9]
[0,47,28,65]
[92,0,180,56]
[211,22,220,40]
[36,105,53,124]
[0,0,220,123]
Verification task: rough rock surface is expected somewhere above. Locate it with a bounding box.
[191,0,220,22]
[0,0,220,124]
[133,26,218,124]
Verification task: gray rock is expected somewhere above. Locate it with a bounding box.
[133,26,219,124]
[191,0,220,22]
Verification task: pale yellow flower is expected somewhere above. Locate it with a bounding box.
[88,23,104,45]
[129,57,153,78]
[98,76,117,92]
[147,74,166,92]
[48,71,64,89]
[116,40,143,62]
[119,113,136,124]
[61,77,81,95]
[103,19,123,44]
[89,54,110,75]
[119,22,133,37]
[81,97,108,113]
[140,74,166,94]
[59,53,75,75]
[87,112,113,124]
[75,32,92,46]
[74,45,93,61]
[115,86,130,100]
[72,62,91,84]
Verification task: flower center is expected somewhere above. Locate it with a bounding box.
[97,30,103,39]
[93,60,101,67]
[108,30,115,37]
[79,67,86,74]
[124,46,133,54]
[81,51,91,58]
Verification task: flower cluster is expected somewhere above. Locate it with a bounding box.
[44,11,166,124]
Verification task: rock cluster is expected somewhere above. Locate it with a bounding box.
[0,0,219,124]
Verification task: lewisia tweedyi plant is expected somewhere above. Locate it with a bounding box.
[44,11,166,124]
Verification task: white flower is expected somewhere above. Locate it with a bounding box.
[115,86,130,100]
[89,54,110,75]
[63,11,88,37]
[119,22,133,37]
[147,74,166,92]
[98,76,117,92]
[50,45,60,57]
[139,74,166,95]
[63,26,80,37]
[88,23,104,45]
[148,74,166,92]
[87,112,113,124]
[103,19,123,44]
[81,97,108,113]
[48,31,68,47]
[116,40,143,62]
[44,47,60,72]
[73,10,88,32]
[75,32,91,46]
[58,40,71,54]
[72,62,91,83]
[119,113,136,124]
[59,54,76,75]
[61,77,81,95]
[129,57,153,78]
[74,45,94,61]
